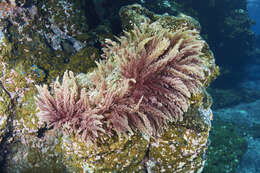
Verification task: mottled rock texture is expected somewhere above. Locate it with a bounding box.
[0,3,218,173]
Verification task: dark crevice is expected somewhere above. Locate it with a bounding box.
[141,142,152,172]
[76,0,100,30]
[37,125,49,138]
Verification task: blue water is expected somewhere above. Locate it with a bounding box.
[248,0,260,35]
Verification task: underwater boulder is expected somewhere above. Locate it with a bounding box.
[0,3,218,172]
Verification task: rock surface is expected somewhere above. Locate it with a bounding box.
[0,3,218,172]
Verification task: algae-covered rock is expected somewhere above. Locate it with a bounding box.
[119,3,201,32]
[0,3,218,173]
[61,133,149,172]
[0,0,99,83]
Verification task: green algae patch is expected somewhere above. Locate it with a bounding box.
[15,87,40,132]
[0,90,11,141]
[61,133,149,172]
[67,47,99,74]
[150,126,209,172]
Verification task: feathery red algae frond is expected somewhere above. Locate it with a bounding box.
[102,23,206,136]
[36,22,207,143]
[35,71,105,144]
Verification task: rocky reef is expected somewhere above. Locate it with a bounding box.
[0,0,103,84]
[0,2,218,172]
[73,0,255,88]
